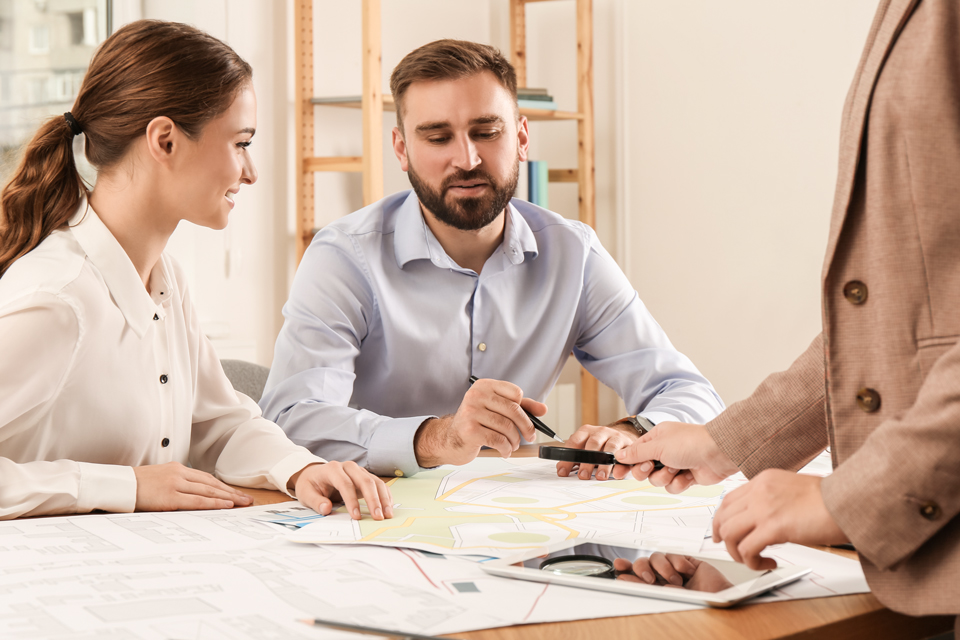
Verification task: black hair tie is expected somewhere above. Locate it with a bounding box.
[63,112,83,137]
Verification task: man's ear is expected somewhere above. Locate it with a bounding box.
[144,116,179,165]
[517,115,530,163]
[392,126,409,172]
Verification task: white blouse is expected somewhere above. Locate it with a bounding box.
[0,203,324,519]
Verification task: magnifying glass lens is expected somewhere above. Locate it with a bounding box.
[542,559,612,576]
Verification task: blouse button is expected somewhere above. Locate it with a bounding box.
[153,313,159,321]
[161,437,170,448]
[160,374,168,384]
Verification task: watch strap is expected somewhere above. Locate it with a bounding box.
[620,415,656,438]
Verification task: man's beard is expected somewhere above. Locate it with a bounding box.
[407,159,519,232]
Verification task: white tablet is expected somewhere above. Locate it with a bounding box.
[481,540,810,608]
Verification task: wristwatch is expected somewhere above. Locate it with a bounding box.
[618,415,656,438]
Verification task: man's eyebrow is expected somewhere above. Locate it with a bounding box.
[470,115,505,126]
[414,121,450,133]
[414,115,505,133]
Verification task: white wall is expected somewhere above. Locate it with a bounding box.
[618,0,877,404]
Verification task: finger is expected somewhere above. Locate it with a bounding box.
[480,425,516,458]
[610,463,633,480]
[296,481,334,516]
[649,553,683,586]
[646,467,679,488]
[738,529,780,571]
[616,573,643,583]
[184,468,252,499]
[629,557,656,584]
[718,513,757,564]
[583,432,614,481]
[556,461,577,477]
[377,477,394,518]
[181,478,253,505]
[713,488,750,541]
[565,426,594,450]
[173,493,237,511]
[612,558,633,572]
[614,434,660,466]
[520,397,548,418]
[345,464,385,520]
[628,461,657,481]
[664,554,698,576]
[486,394,536,442]
[664,471,696,494]
[329,470,363,520]
[577,462,596,481]
[477,407,523,450]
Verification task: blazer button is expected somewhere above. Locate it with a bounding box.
[855,388,880,413]
[919,501,942,521]
[843,281,868,304]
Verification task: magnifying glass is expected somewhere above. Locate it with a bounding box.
[539,554,617,579]
[539,446,664,470]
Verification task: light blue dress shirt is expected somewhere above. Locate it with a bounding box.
[261,191,724,477]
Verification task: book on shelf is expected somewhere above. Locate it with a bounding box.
[527,160,549,209]
[518,99,558,111]
[518,87,557,111]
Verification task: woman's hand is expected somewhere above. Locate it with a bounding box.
[133,462,254,511]
[291,461,394,521]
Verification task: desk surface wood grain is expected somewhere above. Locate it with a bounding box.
[242,446,954,640]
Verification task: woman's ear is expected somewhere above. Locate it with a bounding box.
[144,116,179,165]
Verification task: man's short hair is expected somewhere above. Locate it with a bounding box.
[389,39,518,132]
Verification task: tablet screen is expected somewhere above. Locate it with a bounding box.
[509,542,768,593]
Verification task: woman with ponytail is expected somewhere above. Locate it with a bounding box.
[0,20,393,521]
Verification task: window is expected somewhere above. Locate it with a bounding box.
[28,24,48,54]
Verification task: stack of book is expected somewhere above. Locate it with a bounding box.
[517,87,557,111]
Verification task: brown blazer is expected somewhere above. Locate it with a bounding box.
[706,0,960,616]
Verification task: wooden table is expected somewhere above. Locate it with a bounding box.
[244,446,954,640]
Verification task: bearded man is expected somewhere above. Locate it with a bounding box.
[261,40,723,477]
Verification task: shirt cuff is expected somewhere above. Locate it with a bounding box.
[269,450,328,498]
[367,415,431,478]
[638,411,675,426]
[77,462,137,514]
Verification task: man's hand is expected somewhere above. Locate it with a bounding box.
[291,461,394,521]
[133,462,254,511]
[712,469,848,570]
[613,553,734,592]
[611,421,738,492]
[556,422,639,481]
[414,378,547,467]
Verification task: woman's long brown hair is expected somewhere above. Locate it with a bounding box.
[0,20,252,276]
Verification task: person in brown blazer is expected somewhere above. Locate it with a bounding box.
[607,0,960,628]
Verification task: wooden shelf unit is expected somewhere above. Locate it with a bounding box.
[294,0,600,425]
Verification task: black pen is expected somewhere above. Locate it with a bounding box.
[468,375,564,443]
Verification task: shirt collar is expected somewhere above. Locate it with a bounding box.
[393,191,539,269]
[502,200,539,265]
[68,199,169,338]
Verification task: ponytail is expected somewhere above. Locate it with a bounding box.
[0,115,86,276]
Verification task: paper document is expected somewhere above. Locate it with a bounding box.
[291,457,725,556]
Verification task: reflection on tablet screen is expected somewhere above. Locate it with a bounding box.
[512,543,768,593]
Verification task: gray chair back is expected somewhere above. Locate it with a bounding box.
[221,359,270,403]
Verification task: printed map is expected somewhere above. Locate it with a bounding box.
[291,457,725,556]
